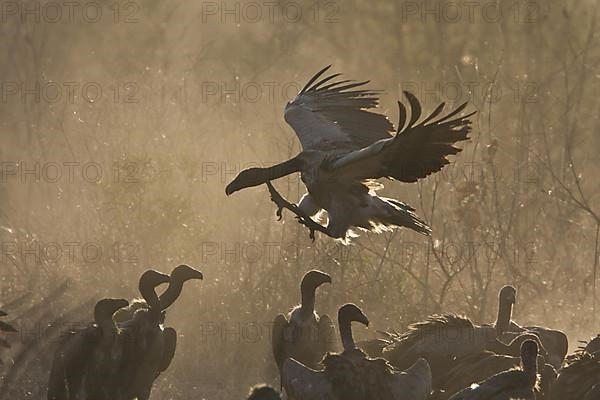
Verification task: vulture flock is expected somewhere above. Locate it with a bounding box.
[0,67,597,399]
[44,264,203,400]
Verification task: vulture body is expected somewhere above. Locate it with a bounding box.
[434,350,556,399]
[116,269,171,400]
[47,298,129,400]
[381,313,535,380]
[447,340,539,400]
[272,270,336,372]
[282,304,432,400]
[226,66,474,242]
[118,266,203,400]
[496,286,568,369]
[550,350,600,400]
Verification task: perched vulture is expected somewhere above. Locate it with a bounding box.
[381,313,544,385]
[246,384,282,400]
[550,349,600,400]
[47,298,129,400]
[497,286,568,369]
[117,266,203,400]
[116,269,171,400]
[0,308,17,362]
[447,339,539,400]
[272,270,336,373]
[282,303,432,400]
[226,65,474,242]
[433,350,556,400]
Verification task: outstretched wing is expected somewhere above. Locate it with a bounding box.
[284,65,394,153]
[328,92,475,183]
[281,358,334,400]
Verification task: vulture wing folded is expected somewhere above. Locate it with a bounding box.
[281,358,334,400]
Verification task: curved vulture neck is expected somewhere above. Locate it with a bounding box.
[159,279,184,310]
[496,297,513,334]
[338,315,356,352]
[140,284,161,311]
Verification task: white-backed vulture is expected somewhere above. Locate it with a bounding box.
[497,286,568,369]
[282,303,432,400]
[434,349,556,400]
[115,269,170,400]
[550,349,600,400]
[47,298,129,400]
[494,286,516,336]
[226,66,474,242]
[381,313,544,383]
[448,339,539,400]
[118,266,203,400]
[272,270,336,372]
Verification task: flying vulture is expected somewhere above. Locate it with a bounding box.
[281,303,432,400]
[226,66,475,242]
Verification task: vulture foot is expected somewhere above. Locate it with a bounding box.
[266,181,332,241]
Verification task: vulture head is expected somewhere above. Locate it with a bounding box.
[299,270,331,314]
[499,285,517,305]
[94,298,129,325]
[338,303,369,352]
[301,270,331,293]
[225,168,264,196]
[160,265,203,311]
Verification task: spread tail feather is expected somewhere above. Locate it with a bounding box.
[372,196,431,235]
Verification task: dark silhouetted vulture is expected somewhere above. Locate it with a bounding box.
[550,349,600,400]
[497,286,568,369]
[118,266,203,400]
[116,269,170,400]
[381,313,544,385]
[272,270,336,373]
[246,384,282,400]
[0,308,17,363]
[282,303,432,400]
[47,298,129,400]
[448,339,539,400]
[226,66,474,242]
[434,348,556,400]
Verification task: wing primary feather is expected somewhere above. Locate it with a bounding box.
[434,101,469,123]
[403,91,422,128]
[300,65,332,94]
[396,101,407,134]
[420,102,446,125]
[312,73,342,91]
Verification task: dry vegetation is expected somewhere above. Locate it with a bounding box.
[1,0,599,398]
